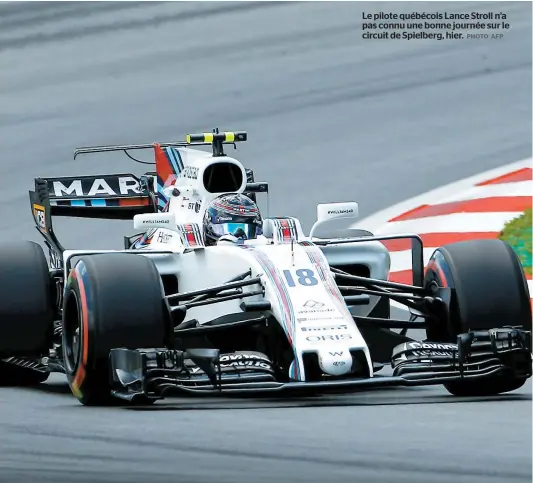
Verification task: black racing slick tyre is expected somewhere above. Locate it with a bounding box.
[0,241,54,385]
[61,253,171,406]
[424,239,531,397]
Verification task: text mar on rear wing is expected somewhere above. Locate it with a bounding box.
[37,174,156,220]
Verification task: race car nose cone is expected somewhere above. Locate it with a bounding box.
[317,349,352,376]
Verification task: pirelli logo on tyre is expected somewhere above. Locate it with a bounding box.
[33,204,47,233]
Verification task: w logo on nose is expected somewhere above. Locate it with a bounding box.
[329,351,343,356]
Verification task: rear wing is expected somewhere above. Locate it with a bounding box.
[42,173,156,219]
[29,174,156,256]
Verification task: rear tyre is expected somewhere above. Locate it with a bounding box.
[62,253,171,406]
[0,241,54,385]
[424,239,531,397]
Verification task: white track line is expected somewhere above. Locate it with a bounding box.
[351,158,532,232]
[375,212,524,235]
[435,180,532,203]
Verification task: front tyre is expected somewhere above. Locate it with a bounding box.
[424,239,531,397]
[62,253,171,406]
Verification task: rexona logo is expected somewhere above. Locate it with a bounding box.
[407,342,457,357]
[306,334,352,342]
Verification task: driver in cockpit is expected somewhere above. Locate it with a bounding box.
[203,193,263,246]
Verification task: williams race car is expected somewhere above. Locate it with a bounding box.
[0,129,530,405]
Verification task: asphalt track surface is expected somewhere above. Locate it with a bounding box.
[0,2,531,482]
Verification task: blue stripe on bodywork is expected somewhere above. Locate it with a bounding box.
[165,147,183,174]
[90,199,107,207]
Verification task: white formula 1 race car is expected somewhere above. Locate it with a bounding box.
[0,129,530,405]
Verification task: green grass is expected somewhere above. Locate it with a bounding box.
[499,208,532,276]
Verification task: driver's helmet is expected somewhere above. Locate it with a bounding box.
[203,193,262,246]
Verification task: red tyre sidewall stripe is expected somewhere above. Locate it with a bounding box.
[426,258,448,287]
[71,264,90,393]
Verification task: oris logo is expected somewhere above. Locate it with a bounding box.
[306,334,352,343]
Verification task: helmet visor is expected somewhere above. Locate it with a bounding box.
[211,222,257,239]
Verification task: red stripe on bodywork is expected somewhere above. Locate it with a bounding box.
[184,224,197,246]
[118,197,150,207]
[154,143,173,184]
[476,167,532,186]
[281,219,291,241]
[389,196,531,222]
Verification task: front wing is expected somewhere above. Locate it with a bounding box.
[109,328,532,403]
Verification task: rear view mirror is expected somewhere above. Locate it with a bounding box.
[309,202,359,238]
[316,202,359,222]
